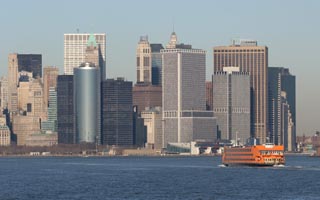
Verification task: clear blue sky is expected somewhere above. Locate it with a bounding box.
[0,0,319,135]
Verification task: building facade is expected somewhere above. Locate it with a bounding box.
[57,75,75,144]
[64,33,106,78]
[141,107,162,149]
[133,83,162,115]
[12,115,41,146]
[212,67,251,145]
[8,54,42,114]
[101,78,133,146]
[41,87,57,132]
[74,63,101,144]
[43,66,59,113]
[0,76,9,111]
[136,36,152,83]
[268,67,296,151]
[151,44,164,86]
[205,81,213,110]
[162,33,216,146]
[213,40,268,143]
[0,125,10,146]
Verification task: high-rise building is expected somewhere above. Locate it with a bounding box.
[64,33,106,79]
[136,36,164,85]
[43,67,59,113]
[101,78,133,146]
[151,44,164,86]
[213,40,268,143]
[0,76,9,111]
[57,75,75,144]
[28,78,45,119]
[136,36,152,83]
[205,81,213,110]
[268,67,296,151]
[162,32,216,146]
[8,54,42,114]
[133,83,162,115]
[41,87,57,132]
[74,63,101,144]
[212,67,251,144]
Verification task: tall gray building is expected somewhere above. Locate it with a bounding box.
[268,67,296,151]
[74,63,101,144]
[162,32,216,147]
[212,67,250,145]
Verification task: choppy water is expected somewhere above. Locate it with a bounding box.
[0,155,319,200]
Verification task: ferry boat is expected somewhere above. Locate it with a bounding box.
[222,144,285,166]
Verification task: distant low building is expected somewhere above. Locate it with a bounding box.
[25,132,58,147]
[13,115,41,146]
[141,107,162,149]
[0,125,10,146]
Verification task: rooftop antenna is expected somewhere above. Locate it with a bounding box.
[77,28,79,33]
[172,17,175,32]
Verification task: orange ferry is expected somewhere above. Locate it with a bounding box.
[222,144,285,166]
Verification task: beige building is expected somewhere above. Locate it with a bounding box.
[213,40,268,143]
[141,107,162,149]
[136,36,152,83]
[0,125,10,146]
[25,132,58,147]
[17,81,30,111]
[43,67,59,113]
[0,76,9,110]
[12,115,41,145]
[8,54,19,114]
[28,78,45,119]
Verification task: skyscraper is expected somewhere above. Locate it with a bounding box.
[136,36,164,85]
[205,81,213,111]
[212,67,251,144]
[268,67,296,151]
[136,36,152,83]
[57,75,75,144]
[151,44,164,86]
[0,77,8,111]
[213,40,268,143]
[64,33,106,78]
[162,32,216,146]
[101,78,133,146]
[41,87,57,132]
[43,67,59,114]
[74,63,101,144]
[8,54,42,114]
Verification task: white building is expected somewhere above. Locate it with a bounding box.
[141,107,162,149]
[64,33,106,78]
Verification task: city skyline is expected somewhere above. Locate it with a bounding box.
[0,0,319,135]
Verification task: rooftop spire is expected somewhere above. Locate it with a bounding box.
[166,32,178,49]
